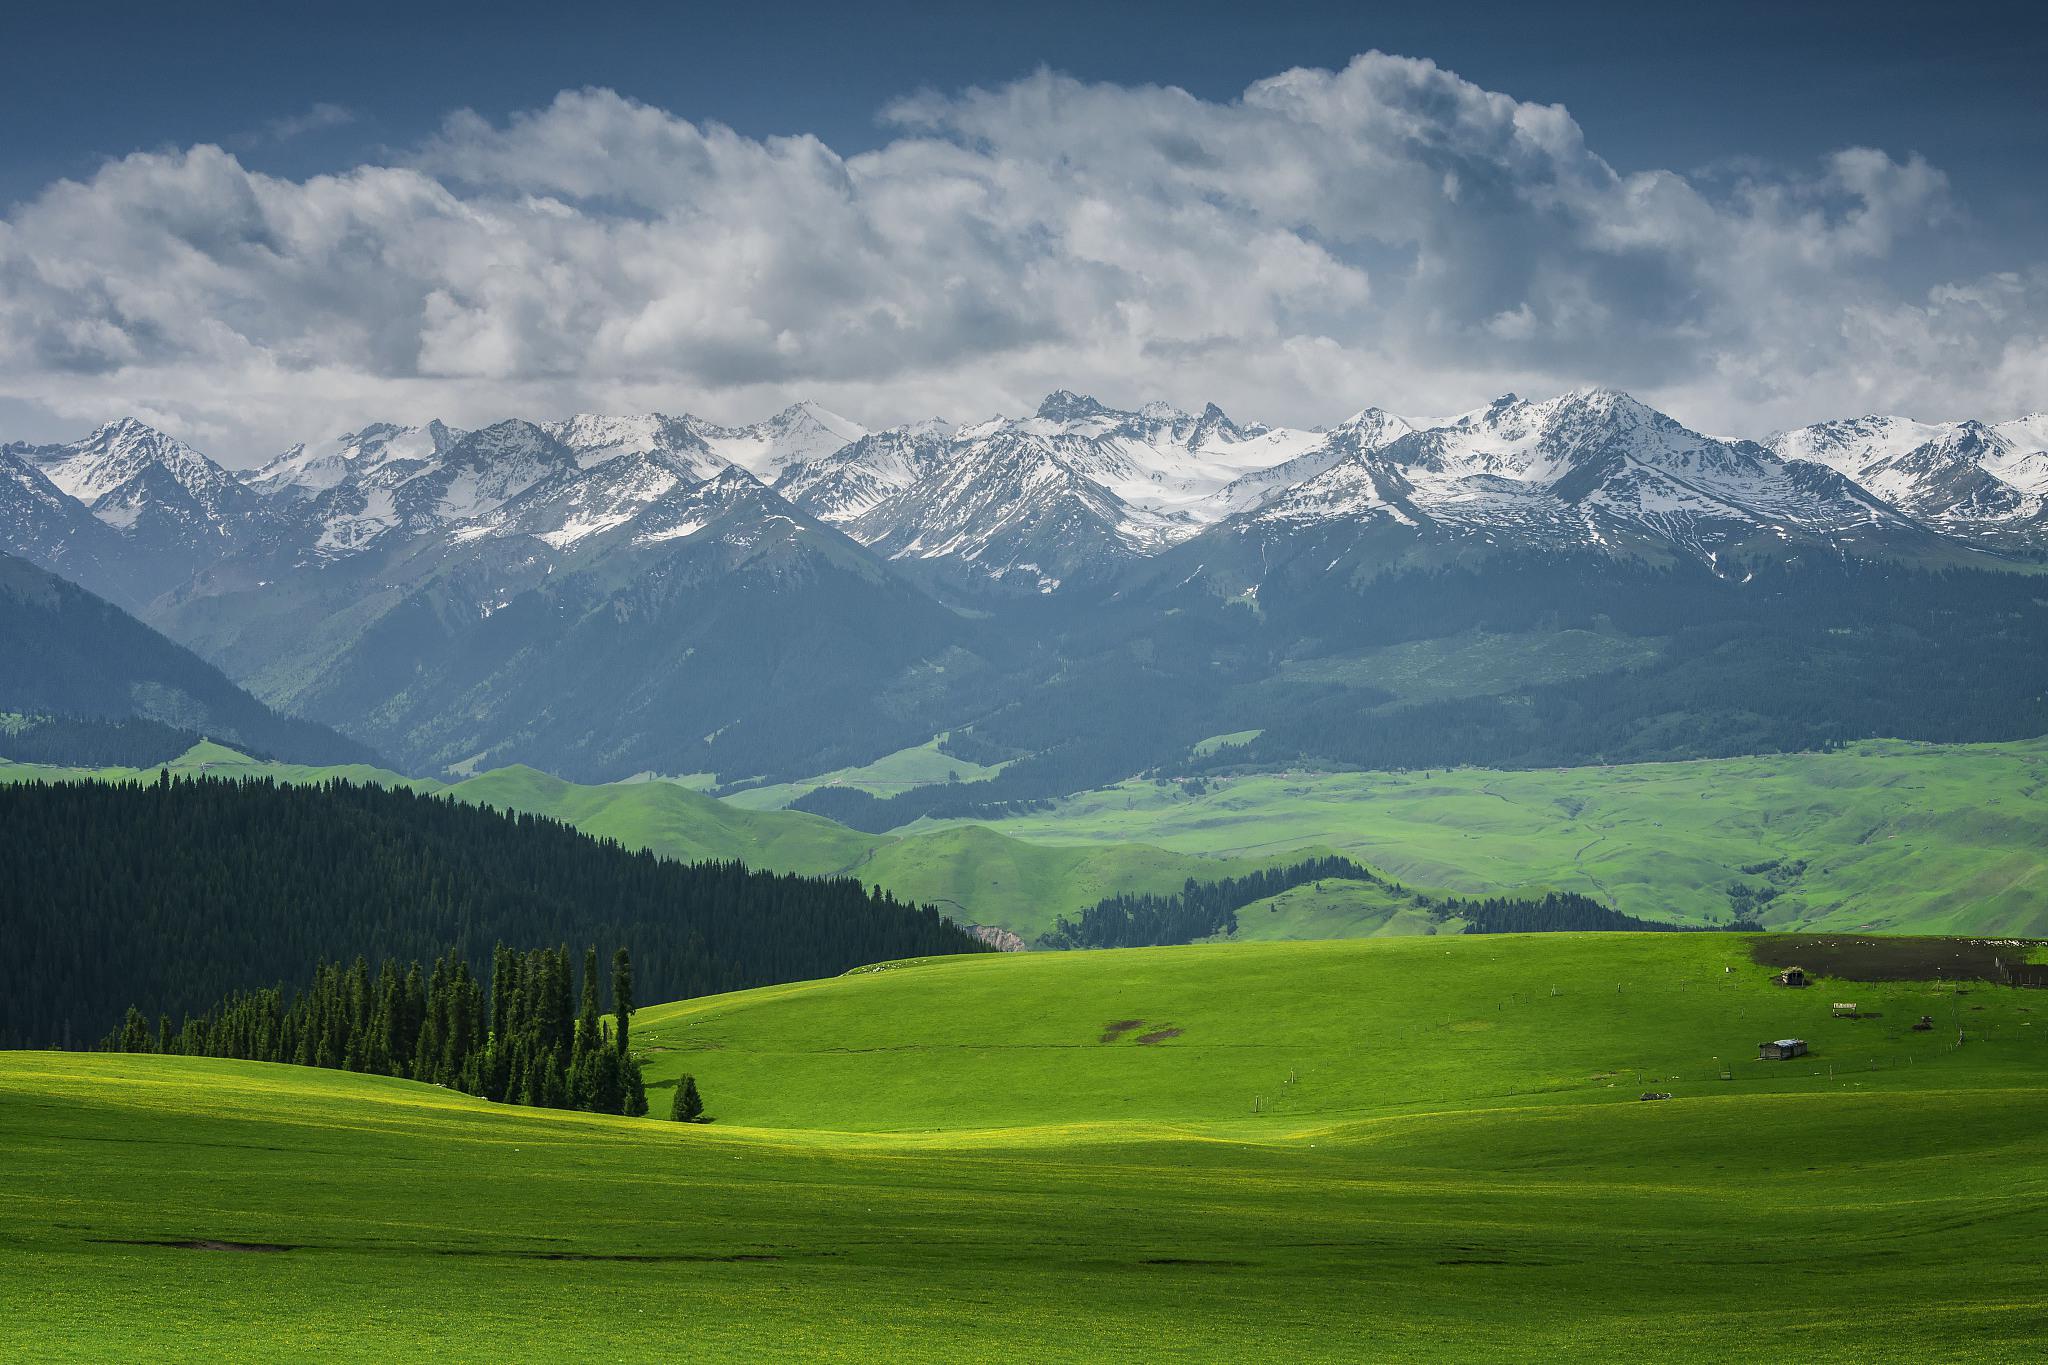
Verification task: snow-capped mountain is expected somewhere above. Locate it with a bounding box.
[2,418,269,604]
[1213,407,1412,515]
[18,418,261,536]
[0,447,126,597]
[850,424,1154,592]
[1244,388,1917,561]
[774,419,956,522]
[542,414,729,480]
[249,420,466,500]
[3,387,2040,618]
[261,420,578,558]
[7,386,2045,787]
[840,392,1329,587]
[682,401,868,479]
[1771,413,2048,538]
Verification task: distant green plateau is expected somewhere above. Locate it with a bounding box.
[7,734,2046,938]
[926,738,2048,937]
[6,934,2046,1360]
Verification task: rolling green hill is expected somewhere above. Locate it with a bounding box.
[0,744,1283,940]
[629,933,2048,1131]
[8,734,2048,938]
[930,738,2048,936]
[8,934,2046,1360]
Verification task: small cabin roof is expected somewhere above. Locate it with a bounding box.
[1771,1039,1804,1047]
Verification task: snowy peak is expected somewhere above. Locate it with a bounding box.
[683,401,868,477]
[543,413,727,480]
[1035,390,1117,423]
[249,419,464,499]
[1253,387,1910,561]
[0,445,123,579]
[773,421,957,523]
[1332,407,1414,448]
[851,425,1154,590]
[1771,411,2048,529]
[16,418,259,540]
[31,418,235,508]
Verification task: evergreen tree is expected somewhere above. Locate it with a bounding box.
[671,1074,704,1123]
[3,773,985,1049]
[612,949,634,1057]
[577,947,602,1053]
[620,1053,648,1118]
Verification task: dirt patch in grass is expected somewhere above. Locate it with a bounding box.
[1100,1019,1145,1042]
[1135,1027,1182,1045]
[1751,935,2045,983]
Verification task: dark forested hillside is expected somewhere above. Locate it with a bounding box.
[1218,558,2048,773]
[787,558,2048,830]
[0,773,983,1047]
[0,714,217,768]
[0,552,375,767]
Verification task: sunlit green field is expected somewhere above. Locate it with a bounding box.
[6,935,2046,1361]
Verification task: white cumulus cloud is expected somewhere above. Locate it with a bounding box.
[0,53,2037,463]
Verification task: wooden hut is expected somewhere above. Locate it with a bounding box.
[1759,1039,1808,1061]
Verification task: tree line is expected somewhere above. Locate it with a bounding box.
[0,713,213,768]
[2,772,985,1048]
[1039,855,1389,949]
[1438,891,1741,935]
[104,944,660,1117]
[1039,860,1761,950]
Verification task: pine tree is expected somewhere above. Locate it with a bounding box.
[577,947,602,1053]
[620,1052,648,1118]
[119,1006,149,1052]
[671,1074,704,1123]
[611,948,634,1057]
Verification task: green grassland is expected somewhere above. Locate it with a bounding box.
[717,733,1007,811]
[10,734,2048,939]
[1223,877,1445,940]
[0,743,1282,940]
[932,738,2048,935]
[6,934,2046,1360]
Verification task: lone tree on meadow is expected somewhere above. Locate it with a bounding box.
[671,1074,705,1123]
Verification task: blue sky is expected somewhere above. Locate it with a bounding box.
[3,0,2044,458]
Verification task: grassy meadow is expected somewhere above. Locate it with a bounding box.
[934,738,2048,935]
[6,934,2046,1361]
[6,735,2046,938]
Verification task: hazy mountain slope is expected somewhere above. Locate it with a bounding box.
[0,553,376,765]
[274,474,979,781]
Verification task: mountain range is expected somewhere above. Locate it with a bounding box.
[3,388,2045,788]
